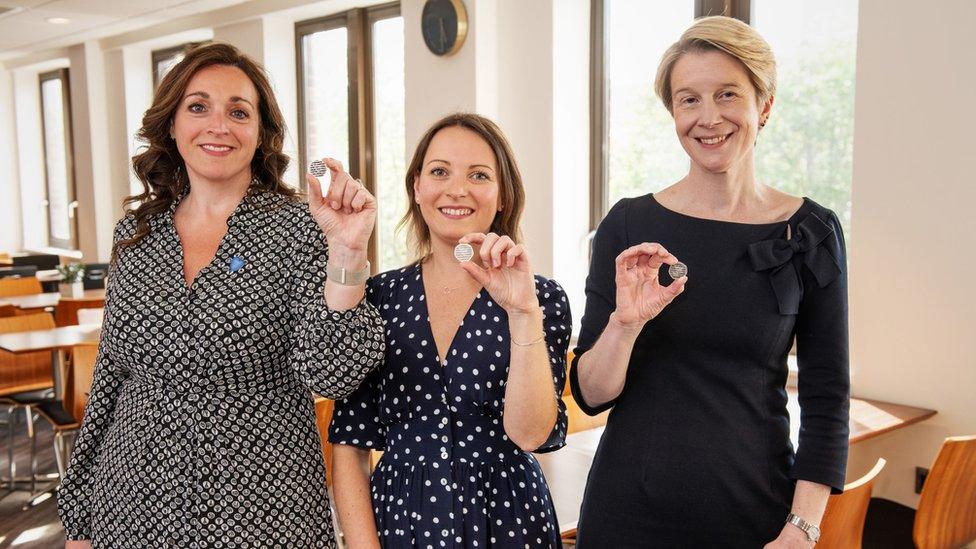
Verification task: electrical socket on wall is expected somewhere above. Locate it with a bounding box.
[915,466,929,494]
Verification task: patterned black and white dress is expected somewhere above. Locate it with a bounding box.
[57,187,386,548]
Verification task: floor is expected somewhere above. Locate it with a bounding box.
[0,408,65,548]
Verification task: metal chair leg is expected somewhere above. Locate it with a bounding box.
[25,407,37,495]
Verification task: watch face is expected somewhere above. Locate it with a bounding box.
[422,0,462,56]
[809,525,821,542]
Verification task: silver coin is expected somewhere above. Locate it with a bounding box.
[454,243,474,262]
[309,159,327,178]
[668,261,688,279]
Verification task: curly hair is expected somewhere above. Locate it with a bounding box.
[114,42,296,259]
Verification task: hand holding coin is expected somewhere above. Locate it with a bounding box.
[306,157,377,257]
[455,232,538,315]
[613,242,687,329]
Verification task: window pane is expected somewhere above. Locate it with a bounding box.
[605,0,694,210]
[302,27,350,171]
[372,16,407,271]
[156,53,184,86]
[41,76,72,243]
[753,0,858,237]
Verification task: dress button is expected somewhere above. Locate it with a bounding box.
[440,452,449,459]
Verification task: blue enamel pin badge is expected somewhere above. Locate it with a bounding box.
[229,256,246,272]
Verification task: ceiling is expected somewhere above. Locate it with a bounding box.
[0,0,250,61]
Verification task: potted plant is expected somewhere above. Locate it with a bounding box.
[57,262,86,298]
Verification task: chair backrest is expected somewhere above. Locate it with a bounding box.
[12,254,60,271]
[0,312,55,396]
[55,298,105,327]
[314,397,335,487]
[915,435,976,549]
[0,276,43,298]
[65,344,99,423]
[76,308,105,325]
[0,266,38,279]
[818,458,887,549]
[82,263,109,290]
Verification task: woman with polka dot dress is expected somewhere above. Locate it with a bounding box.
[58,44,385,548]
[329,113,572,549]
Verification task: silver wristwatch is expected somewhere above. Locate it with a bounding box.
[326,260,370,286]
[786,513,821,543]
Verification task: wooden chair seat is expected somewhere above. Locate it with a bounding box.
[0,277,42,298]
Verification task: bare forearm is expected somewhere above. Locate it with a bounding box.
[332,446,380,549]
[790,480,830,525]
[503,308,556,450]
[576,312,642,409]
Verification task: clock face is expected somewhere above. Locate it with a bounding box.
[422,0,467,56]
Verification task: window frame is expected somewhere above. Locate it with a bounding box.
[151,42,204,90]
[295,1,401,271]
[588,0,749,229]
[38,68,78,250]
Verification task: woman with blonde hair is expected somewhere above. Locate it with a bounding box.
[58,43,385,548]
[570,16,849,547]
[329,112,571,548]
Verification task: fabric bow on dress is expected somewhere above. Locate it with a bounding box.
[747,213,842,315]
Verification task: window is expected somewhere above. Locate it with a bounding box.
[152,42,204,89]
[297,2,406,272]
[591,0,857,239]
[39,69,78,250]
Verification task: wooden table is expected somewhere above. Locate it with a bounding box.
[537,389,937,534]
[0,324,102,398]
[0,289,105,311]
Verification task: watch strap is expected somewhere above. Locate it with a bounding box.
[786,513,821,542]
[326,260,370,286]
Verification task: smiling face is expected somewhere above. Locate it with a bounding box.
[170,64,260,187]
[670,49,772,175]
[413,126,502,248]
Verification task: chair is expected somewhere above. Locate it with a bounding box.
[82,263,109,290]
[314,397,335,487]
[818,458,887,549]
[865,435,976,549]
[0,277,42,298]
[564,350,611,434]
[12,254,59,271]
[34,344,96,477]
[0,304,17,318]
[55,298,105,327]
[0,266,38,279]
[0,313,56,496]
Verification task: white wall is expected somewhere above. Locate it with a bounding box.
[0,67,23,251]
[845,0,976,506]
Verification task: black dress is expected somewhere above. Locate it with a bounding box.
[569,194,850,548]
[329,264,572,548]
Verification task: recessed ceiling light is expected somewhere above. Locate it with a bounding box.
[46,17,71,25]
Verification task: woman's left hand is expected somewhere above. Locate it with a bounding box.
[458,233,538,314]
[307,158,377,257]
[763,525,815,549]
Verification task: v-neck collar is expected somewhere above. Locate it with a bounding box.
[415,262,486,368]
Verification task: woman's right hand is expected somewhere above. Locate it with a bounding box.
[613,242,687,329]
[65,541,91,549]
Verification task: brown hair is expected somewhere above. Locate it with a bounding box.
[399,113,525,261]
[655,16,777,114]
[115,42,295,258]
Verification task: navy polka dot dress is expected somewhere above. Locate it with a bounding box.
[329,263,572,548]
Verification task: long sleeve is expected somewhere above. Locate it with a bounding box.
[531,277,572,453]
[57,222,129,541]
[569,199,630,416]
[789,211,851,493]
[288,209,385,400]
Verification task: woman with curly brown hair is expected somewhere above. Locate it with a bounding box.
[57,43,385,548]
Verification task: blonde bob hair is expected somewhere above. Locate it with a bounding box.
[654,16,776,113]
[399,112,525,262]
